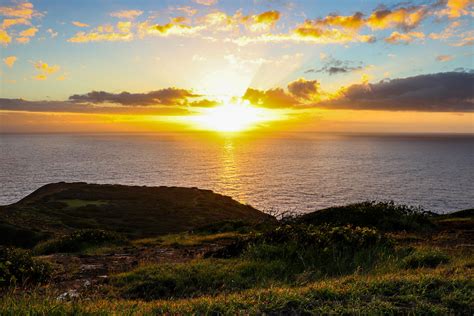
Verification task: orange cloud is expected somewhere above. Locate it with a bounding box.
[68,22,133,43]
[72,21,90,27]
[3,55,16,67]
[438,0,473,18]
[0,2,40,46]
[142,17,203,37]
[15,26,38,43]
[367,6,428,31]
[243,88,298,108]
[311,12,365,30]
[385,31,425,44]
[34,61,60,74]
[19,26,37,36]
[242,10,280,32]
[436,54,454,62]
[1,17,29,29]
[110,10,143,19]
[292,22,376,44]
[193,0,218,5]
[0,29,11,44]
[0,2,35,19]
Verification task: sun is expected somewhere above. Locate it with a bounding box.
[188,99,279,132]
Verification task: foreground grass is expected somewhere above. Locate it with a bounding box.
[133,231,243,248]
[2,266,472,315]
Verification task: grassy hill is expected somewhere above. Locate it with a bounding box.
[0,185,472,314]
[0,182,272,247]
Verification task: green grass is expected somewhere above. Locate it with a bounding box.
[133,232,243,248]
[33,229,126,255]
[58,199,109,208]
[2,266,472,315]
[298,201,435,232]
[402,248,450,269]
[113,259,289,300]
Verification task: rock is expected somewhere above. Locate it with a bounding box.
[56,289,80,301]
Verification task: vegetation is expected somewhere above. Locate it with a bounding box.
[0,183,272,243]
[33,229,125,255]
[402,248,450,269]
[0,185,472,315]
[0,247,51,287]
[298,201,435,232]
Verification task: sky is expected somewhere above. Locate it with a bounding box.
[0,0,473,133]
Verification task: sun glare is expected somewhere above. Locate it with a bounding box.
[189,100,279,132]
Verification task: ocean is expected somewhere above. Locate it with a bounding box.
[1,133,473,213]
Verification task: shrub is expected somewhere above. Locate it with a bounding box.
[33,229,125,255]
[209,224,393,276]
[113,259,287,300]
[0,247,51,287]
[402,249,450,269]
[298,201,435,232]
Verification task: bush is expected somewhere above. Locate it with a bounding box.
[402,249,450,269]
[33,229,125,255]
[113,259,287,300]
[298,201,435,232]
[0,247,51,287]
[209,224,393,276]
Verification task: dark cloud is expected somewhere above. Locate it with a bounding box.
[287,78,320,100]
[69,88,199,106]
[319,71,474,112]
[242,88,299,108]
[306,58,364,75]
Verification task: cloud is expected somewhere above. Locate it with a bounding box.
[69,88,202,106]
[243,78,323,108]
[193,0,218,5]
[33,61,60,80]
[305,57,364,75]
[14,26,38,43]
[287,78,320,101]
[47,28,58,38]
[0,98,191,116]
[0,2,35,19]
[436,54,454,62]
[72,21,89,27]
[172,6,198,16]
[68,22,134,43]
[309,12,365,31]
[0,29,11,44]
[385,31,425,44]
[320,71,474,112]
[110,10,143,19]
[437,0,473,18]
[242,10,280,32]
[1,17,29,29]
[243,88,299,108]
[366,5,428,31]
[0,2,41,46]
[292,20,376,44]
[3,55,16,67]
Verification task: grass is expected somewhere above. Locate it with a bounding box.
[0,182,272,240]
[33,229,126,255]
[1,266,472,314]
[58,199,109,208]
[0,197,472,315]
[133,232,243,248]
[298,201,435,232]
[402,248,450,269]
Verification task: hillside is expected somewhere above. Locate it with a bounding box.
[0,182,273,247]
